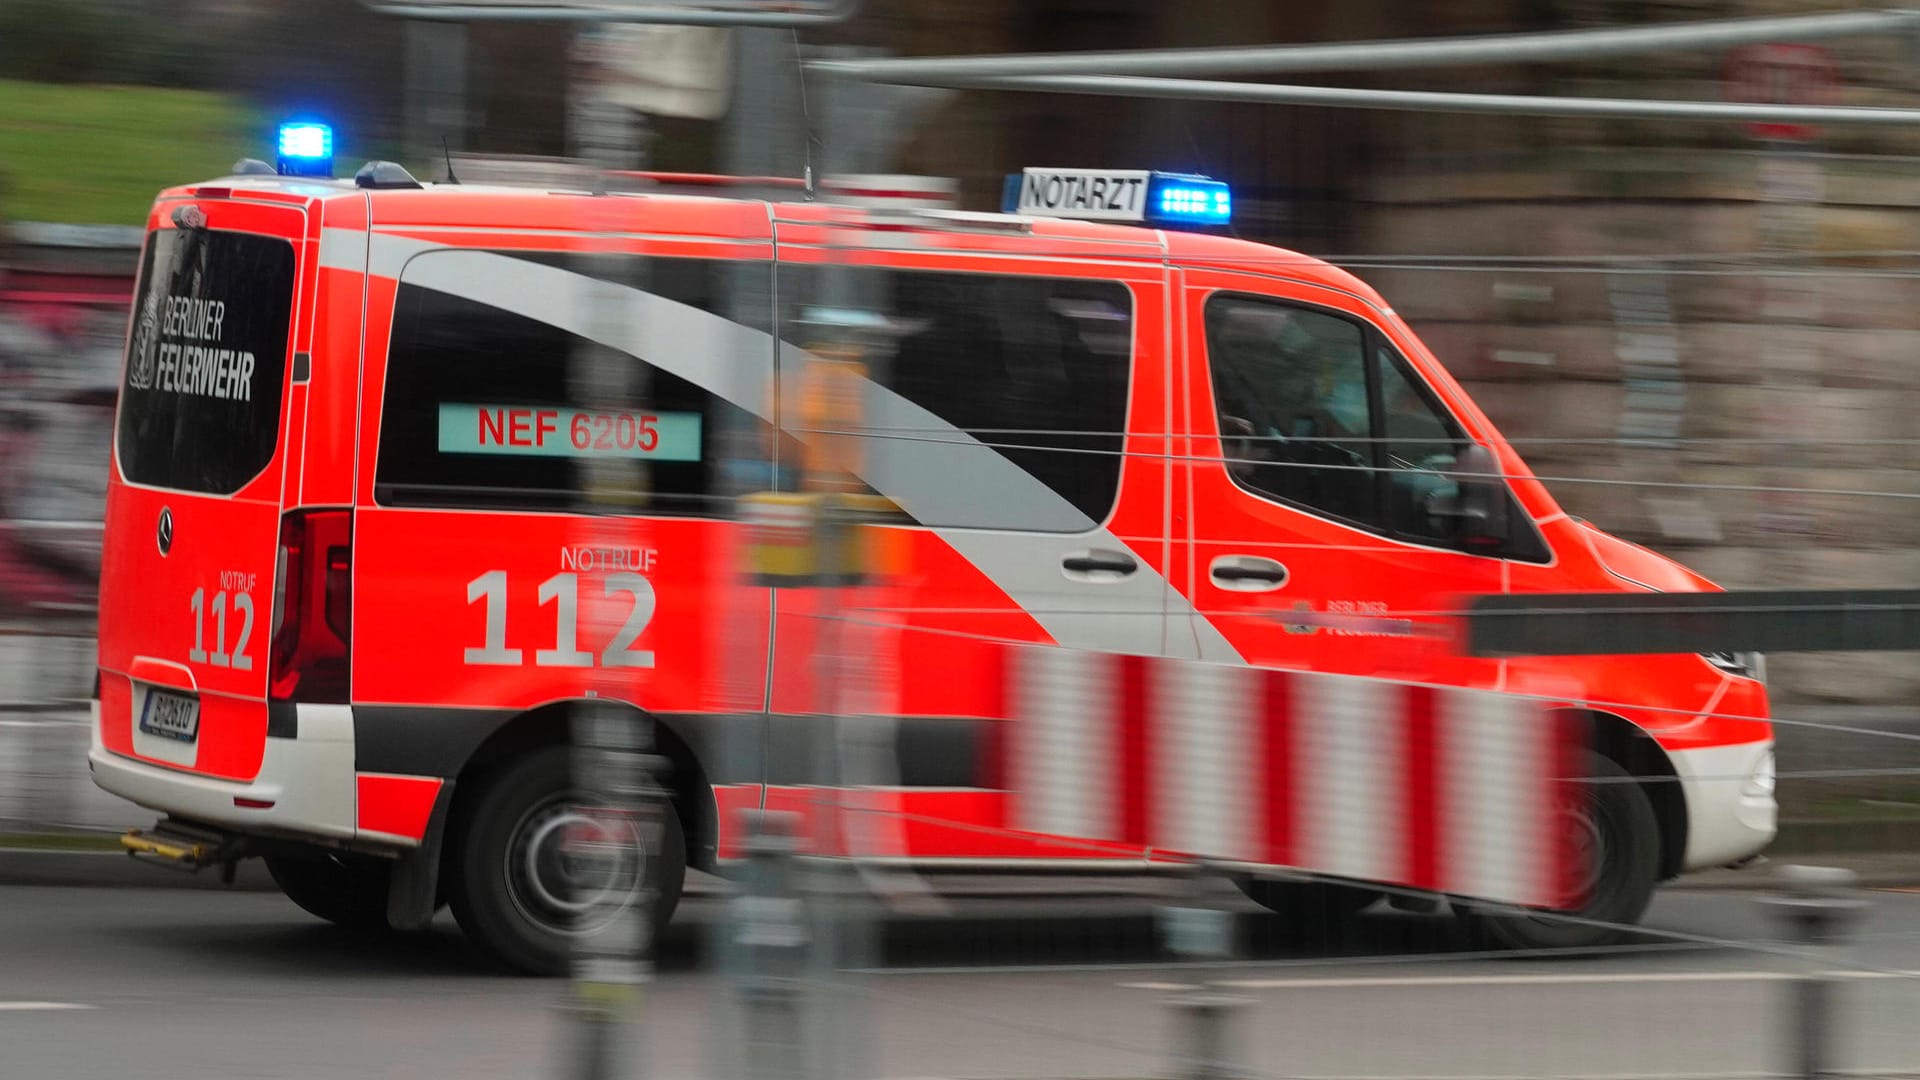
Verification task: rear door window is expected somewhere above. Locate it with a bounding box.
[115,228,296,494]
[776,265,1134,532]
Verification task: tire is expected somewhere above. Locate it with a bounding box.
[447,745,687,975]
[1467,753,1661,953]
[1236,877,1379,927]
[266,854,394,931]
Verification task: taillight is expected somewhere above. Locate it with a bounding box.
[269,508,352,704]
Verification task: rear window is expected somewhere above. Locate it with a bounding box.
[115,228,296,494]
[374,254,775,514]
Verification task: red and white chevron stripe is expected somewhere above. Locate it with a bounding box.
[1003,650,1584,910]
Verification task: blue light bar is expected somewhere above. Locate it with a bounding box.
[1000,168,1231,228]
[279,122,331,159]
[276,122,334,178]
[1145,173,1231,227]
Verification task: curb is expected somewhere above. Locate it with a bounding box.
[0,849,276,891]
[1672,866,1920,892]
[6,852,1917,897]
[0,852,1175,898]
[6,828,1920,895]
[1774,819,1920,856]
[0,846,1167,895]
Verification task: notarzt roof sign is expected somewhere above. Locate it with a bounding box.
[1002,168,1233,227]
[1004,169,1152,221]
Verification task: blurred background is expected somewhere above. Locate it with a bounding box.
[6,0,1916,821]
[3,3,1920,1078]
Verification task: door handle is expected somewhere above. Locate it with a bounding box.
[1209,555,1289,592]
[1061,548,1139,581]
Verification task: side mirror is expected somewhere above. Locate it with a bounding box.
[1427,443,1509,549]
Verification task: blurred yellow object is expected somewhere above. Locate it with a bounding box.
[740,491,908,586]
[741,492,818,583]
[120,829,211,865]
[798,353,869,489]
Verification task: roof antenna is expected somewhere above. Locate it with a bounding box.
[793,29,817,200]
[441,135,461,185]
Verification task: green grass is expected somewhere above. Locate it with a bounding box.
[1799,797,1920,823]
[0,831,125,852]
[0,79,263,224]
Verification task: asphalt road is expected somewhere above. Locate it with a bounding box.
[9,879,1920,1079]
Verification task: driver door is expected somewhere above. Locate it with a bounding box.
[1177,271,1502,688]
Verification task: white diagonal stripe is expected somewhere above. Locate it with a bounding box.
[398,247,778,423]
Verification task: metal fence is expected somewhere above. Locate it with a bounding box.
[559,196,1920,1077]
[674,790,1902,1080]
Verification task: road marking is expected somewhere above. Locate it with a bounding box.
[1125,970,1920,991]
[1188,1073,1920,1080]
[1221,971,1794,989]
[0,1002,96,1012]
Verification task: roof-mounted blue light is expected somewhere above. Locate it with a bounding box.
[1148,174,1231,226]
[276,122,334,178]
[1001,168,1232,228]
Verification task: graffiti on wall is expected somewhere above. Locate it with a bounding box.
[0,299,119,616]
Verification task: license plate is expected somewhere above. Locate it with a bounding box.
[139,690,200,743]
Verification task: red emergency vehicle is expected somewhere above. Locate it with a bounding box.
[92,150,1774,972]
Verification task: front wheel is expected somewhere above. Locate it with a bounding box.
[447,745,687,975]
[1466,753,1660,952]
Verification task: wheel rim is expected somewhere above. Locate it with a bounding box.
[1559,796,1608,906]
[1527,788,1610,921]
[504,793,645,937]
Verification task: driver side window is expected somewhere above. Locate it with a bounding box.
[1376,345,1468,542]
[1204,294,1474,547]
[1204,297,1375,526]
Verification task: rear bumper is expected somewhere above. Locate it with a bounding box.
[1671,739,1777,871]
[89,700,359,843]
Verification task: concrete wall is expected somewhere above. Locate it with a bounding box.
[1356,151,1920,704]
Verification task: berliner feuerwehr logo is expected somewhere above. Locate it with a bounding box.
[127,290,159,391]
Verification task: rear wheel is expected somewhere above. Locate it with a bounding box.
[266,854,393,931]
[1467,753,1660,953]
[447,745,687,975]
